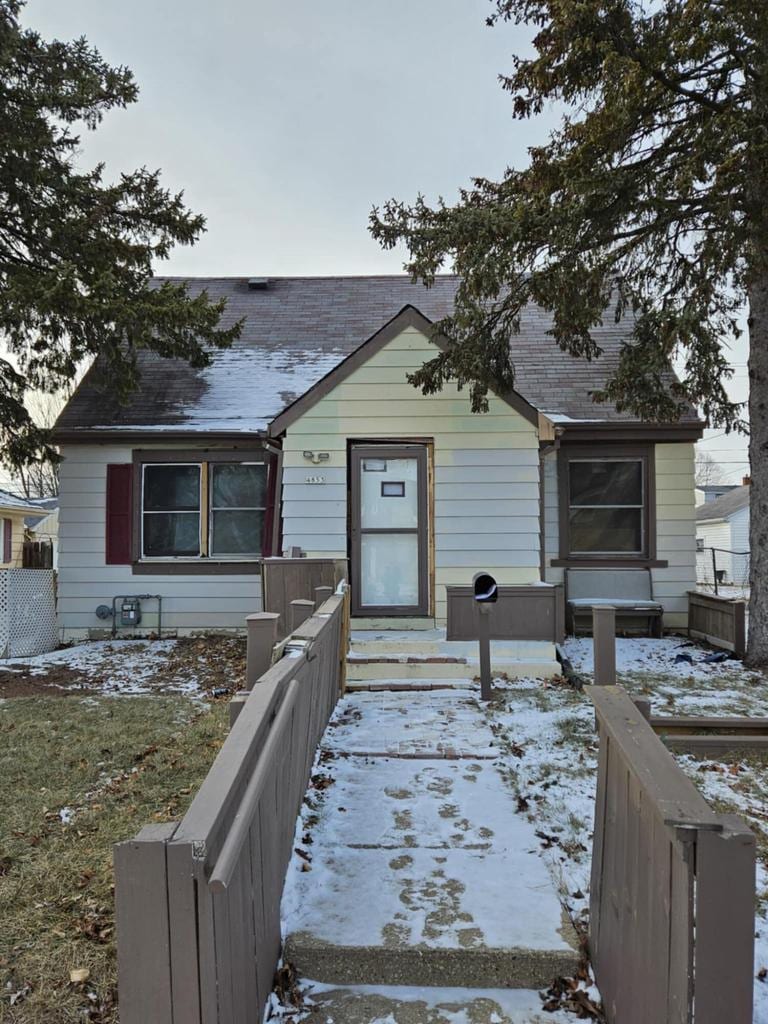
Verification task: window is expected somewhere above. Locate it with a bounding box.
[140,458,268,560]
[696,537,705,552]
[143,464,201,557]
[566,456,646,556]
[210,463,267,557]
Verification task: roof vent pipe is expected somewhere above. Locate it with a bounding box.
[247,277,271,290]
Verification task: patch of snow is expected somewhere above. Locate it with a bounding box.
[59,807,74,824]
[0,639,204,696]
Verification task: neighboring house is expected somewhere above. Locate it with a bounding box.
[695,483,751,587]
[0,489,46,567]
[52,276,703,640]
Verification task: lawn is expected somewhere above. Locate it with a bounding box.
[0,639,241,1023]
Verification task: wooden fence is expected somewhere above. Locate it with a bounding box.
[589,686,755,1024]
[688,590,747,657]
[114,587,350,1024]
[262,556,348,639]
[21,539,53,568]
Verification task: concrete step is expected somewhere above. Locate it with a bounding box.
[296,983,572,1023]
[346,678,475,693]
[346,658,561,682]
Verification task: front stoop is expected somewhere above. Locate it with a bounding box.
[347,631,561,683]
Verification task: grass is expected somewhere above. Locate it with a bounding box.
[0,695,229,1024]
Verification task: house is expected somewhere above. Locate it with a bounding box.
[696,482,739,505]
[695,482,750,588]
[52,276,703,640]
[0,489,47,567]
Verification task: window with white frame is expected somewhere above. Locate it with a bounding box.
[141,460,267,559]
[568,458,645,555]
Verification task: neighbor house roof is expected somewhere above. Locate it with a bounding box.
[696,484,750,523]
[54,275,703,441]
[0,489,46,516]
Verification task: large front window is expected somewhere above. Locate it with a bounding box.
[568,458,645,555]
[141,460,267,559]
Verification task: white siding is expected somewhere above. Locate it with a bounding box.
[654,443,696,626]
[729,505,750,585]
[57,445,262,639]
[281,326,541,623]
[542,441,697,629]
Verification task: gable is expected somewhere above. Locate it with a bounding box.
[269,306,540,437]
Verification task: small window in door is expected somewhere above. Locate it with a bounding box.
[363,459,387,472]
[381,481,405,497]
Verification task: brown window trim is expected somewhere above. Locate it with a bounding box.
[131,448,268,575]
[556,443,668,568]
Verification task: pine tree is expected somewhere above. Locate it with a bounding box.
[0,1,240,471]
[370,0,768,666]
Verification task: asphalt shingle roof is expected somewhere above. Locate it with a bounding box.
[696,484,750,522]
[55,275,698,435]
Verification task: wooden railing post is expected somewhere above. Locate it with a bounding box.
[314,585,333,608]
[246,612,280,687]
[290,599,314,632]
[592,605,616,685]
[114,822,177,1024]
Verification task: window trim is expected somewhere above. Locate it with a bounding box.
[131,449,269,575]
[553,444,667,568]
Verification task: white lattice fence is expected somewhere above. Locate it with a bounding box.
[0,571,9,659]
[0,569,58,658]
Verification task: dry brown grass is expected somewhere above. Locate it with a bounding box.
[0,695,229,1023]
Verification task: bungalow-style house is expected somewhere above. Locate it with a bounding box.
[696,482,750,588]
[0,489,46,568]
[52,276,702,640]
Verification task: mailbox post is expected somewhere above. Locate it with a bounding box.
[473,572,498,701]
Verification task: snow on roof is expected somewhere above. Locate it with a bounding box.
[55,275,701,437]
[0,489,46,515]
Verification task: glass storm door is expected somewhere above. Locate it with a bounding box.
[350,445,429,616]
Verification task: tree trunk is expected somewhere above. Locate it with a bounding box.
[746,271,768,667]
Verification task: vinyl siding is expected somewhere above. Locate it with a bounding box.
[695,520,731,583]
[281,325,541,623]
[57,444,263,639]
[542,442,697,629]
[729,506,750,585]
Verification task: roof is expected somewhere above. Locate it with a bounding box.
[54,275,702,439]
[696,484,750,523]
[0,489,47,516]
[24,497,59,529]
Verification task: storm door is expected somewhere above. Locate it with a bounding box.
[350,445,429,616]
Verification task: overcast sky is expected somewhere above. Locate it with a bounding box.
[13,0,750,486]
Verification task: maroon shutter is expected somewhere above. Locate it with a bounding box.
[106,464,133,565]
[2,519,11,563]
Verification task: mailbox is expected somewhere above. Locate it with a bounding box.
[472,572,497,701]
[473,572,498,604]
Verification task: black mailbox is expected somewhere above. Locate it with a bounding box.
[473,571,498,604]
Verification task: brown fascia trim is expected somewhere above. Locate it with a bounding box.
[130,446,269,575]
[268,304,541,436]
[53,429,266,445]
[554,421,704,443]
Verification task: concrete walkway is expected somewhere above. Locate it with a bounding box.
[281,683,580,1022]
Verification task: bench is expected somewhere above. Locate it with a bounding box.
[565,568,663,637]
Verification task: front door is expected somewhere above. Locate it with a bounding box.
[350,444,429,616]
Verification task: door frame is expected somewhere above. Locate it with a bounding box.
[349,443,430,617]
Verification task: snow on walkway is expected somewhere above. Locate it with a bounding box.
[280,686,582,1013]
